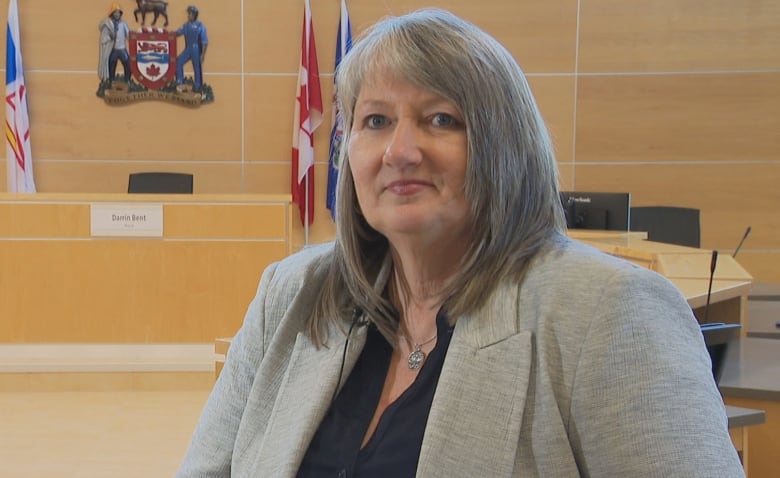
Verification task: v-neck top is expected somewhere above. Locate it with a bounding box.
[297,311,454,478]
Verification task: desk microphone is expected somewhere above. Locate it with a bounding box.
[703,250,718,324]
[732,226,752,258]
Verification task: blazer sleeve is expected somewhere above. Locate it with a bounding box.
[567,267,745,477]
[174,262,279,478]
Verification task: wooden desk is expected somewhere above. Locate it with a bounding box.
[749,281,780,301]
[0,193,292,344]
[568,230,753,328]
[747,301,780,340]
[720,337,780,477]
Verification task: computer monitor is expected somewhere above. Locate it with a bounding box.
[560,191,631,231]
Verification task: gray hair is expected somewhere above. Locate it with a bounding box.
[309,8,565,345]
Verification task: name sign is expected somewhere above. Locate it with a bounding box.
[90,204,164,237]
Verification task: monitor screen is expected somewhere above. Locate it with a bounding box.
[560,191,631,231]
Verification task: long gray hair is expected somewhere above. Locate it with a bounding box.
[308,8,565,346]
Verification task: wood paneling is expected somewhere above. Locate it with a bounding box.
[528,75,576,163]
[348,0,579,73]
[579,0,780,72]
[26,74,243,162]
[32,160,245,194]
[575,73,780,162]
[734,253,780,285]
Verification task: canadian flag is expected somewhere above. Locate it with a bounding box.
[291,0,323,227]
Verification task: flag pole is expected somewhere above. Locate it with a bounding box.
[304,173,310,245]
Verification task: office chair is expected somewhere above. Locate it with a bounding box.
[127,172,193,194]
[629,206,701,248]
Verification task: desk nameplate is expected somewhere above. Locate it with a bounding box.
[90,204,163,237]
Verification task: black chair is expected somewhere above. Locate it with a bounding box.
[128,172,193,194]
[629,206,701,248]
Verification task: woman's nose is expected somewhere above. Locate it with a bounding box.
[383,120,423,168]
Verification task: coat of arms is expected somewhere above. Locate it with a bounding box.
[130,28,176,90]
[96,2,213,106]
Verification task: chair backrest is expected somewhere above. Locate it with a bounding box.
[629,206,701,248]
[128,172,193,194]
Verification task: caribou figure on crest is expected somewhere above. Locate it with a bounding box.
[134,0,169,27]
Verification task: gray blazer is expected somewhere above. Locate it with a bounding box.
[176,236,744,477]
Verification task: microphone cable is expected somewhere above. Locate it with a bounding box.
[330,307,364,404]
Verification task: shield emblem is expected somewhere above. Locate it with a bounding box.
[129,28,177,90]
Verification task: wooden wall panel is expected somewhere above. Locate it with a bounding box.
[243,75,335,164]
[579,0,780,72]
[557,164,575,191]
[243,161,289,195]
[27,74,243,162]
[344,0,579,73]
[33,160,243,194]
[736,253,780,285]
[244,0,308,72]
[575,73,780,162]
[528,76,576,163]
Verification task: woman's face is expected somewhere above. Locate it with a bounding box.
[348,73,470,245]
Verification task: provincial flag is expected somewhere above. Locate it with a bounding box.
[291,0,323,227]
[326,0,352,220]
[5,0,36,193]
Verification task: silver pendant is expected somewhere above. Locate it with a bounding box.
[408,348,425,370]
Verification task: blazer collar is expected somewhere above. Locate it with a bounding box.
[250,315,369,477]
[418,280,533,476]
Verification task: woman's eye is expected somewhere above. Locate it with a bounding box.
[432,113,457,127]
[366,115,388,129]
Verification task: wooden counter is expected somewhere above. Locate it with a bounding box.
[746,301,780,340]
[0,193,292,344]
[568,230,753,328]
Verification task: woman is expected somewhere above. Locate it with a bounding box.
[176,9,743,477]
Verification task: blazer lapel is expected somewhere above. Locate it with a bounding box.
[418,281,532,476]
[250,320,369,477]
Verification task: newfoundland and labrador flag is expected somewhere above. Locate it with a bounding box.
[5,0,36,193]
[291,0,323,227]
[326,0,352,220]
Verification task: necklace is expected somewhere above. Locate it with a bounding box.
[406,333,437,370]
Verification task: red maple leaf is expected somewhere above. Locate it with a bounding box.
[146,64,161,77]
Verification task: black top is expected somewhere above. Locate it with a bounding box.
[297,312,455,478]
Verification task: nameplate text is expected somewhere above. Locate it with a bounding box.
[90,204,164,237]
